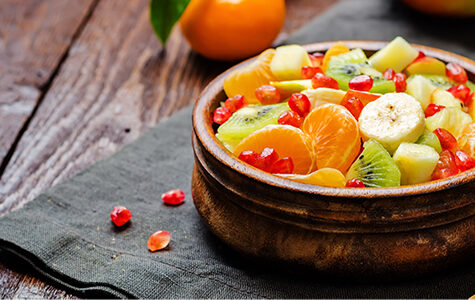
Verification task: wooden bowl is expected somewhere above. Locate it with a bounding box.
[191,41,475,277]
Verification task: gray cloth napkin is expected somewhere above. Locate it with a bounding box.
[1,0,474,298]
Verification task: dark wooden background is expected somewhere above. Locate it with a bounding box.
[0,0,337,297]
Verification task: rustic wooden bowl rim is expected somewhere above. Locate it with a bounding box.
[193,40,475,198]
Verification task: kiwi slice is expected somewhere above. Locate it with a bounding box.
[326,49,395,94]
[346,139,401,188]
[413,74,475,93]
[416,129,442,153]
[216,102,289,151]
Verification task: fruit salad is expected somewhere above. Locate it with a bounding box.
[212,36,475,188]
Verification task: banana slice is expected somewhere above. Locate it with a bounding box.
[358,93,425,154]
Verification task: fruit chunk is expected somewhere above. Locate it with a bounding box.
[233,124,316,174]
[302,88,346,109]
[322,42,349,72]
[311,73,339,89]
[148,230,171,252]
[341,96,364,120]
[454,150,475,172]
[368,36,419,72]
[270,45,312,80]
[425,104,445,118]
[270,79,312,99]
[358,93,425,154]
[425,107,472,138]
[278,110,303,128]
[276,168,346,187]
[288,93,311,117]
[216,102,289,151]
[458,123,475,158]
[270,157,294,174]
[432,150,459,180]
[302,104,360,173]
[301,66,323,79]
[393,143,439,185]
[346,139,401,188]
[224,49,276,104]
[341,90,381,106]
[326,48,395,94]
[346,178,365,188]
[406,75,437,109]
[431,88,463,109]
[405,57,446,76]
[416,129,442,153]
[110,206,132,227]
[161,189,185,205]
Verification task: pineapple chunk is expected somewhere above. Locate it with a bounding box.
[302,88,346,109]
[425,107,472,138]
[406,75,437,109]
[369,36,419,73]
[270,45,312,80]
[393,143,439,185]
[431,88,463,109]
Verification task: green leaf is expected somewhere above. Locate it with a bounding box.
[150,0,191,45]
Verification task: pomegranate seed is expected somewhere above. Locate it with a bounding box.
[309,52,324,67]
[348,75,373,91]
[161,189,185,205]
[447,85,472,105]
[278,110,303,128]
[341,90,380,106]
[148,230,171,252]
[346,178,365,188]
[446,62,468,83]
[270,157,294,174]
[255,147,279,172]
[454,150,475,172]
[434,128,458,152]
[110,206,131,227]
[425,104,445,118]
[432,150,459,180]
[311,73,339,89]
[224,95,247,113]
[394,73,407,92]
[412,51,426,63]
[238,150,259,166]
[383,68,395,80]
[213,107,231,125]
[255,85,280,104]
[288,93,311,117]
[342,96,364,120]
[301,66,323,79]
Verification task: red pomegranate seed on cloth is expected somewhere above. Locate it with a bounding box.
[161,189,185,205]
[148,230,171,252]
[110,206,131,227]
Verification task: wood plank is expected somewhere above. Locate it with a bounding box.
[0,0,338,297]
[0,0,96,170]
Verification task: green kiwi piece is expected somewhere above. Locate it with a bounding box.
[413,74,475,93]
[346,139,401,188]
[216,102,289,151]
[326,49,396,94]
[416,129,442,153]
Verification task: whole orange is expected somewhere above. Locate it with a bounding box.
[179,0,286,61]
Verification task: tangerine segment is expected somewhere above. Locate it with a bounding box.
[277,168,346,187]
[233,124,317,174]
[458,122,475,158]
[302,103,361,173]
[224,49,277,104]
[321,42,349,73]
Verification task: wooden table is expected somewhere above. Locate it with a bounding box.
[0,0,337,297]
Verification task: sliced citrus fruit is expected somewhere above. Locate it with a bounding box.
[224,48,277,104]
[302,103,361,173]
[458,122,475,158]
[276,168,346,187]
[233,124,317,174]
[321,42,349,73]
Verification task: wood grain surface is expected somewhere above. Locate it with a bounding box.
[0,0,337,297]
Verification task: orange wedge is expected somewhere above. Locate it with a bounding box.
[277,168,346,187]
[233,124,317,174]
[224,48,277,104]
[302,103,361,173]
[458,122,475,158]
[321,42,349,72]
